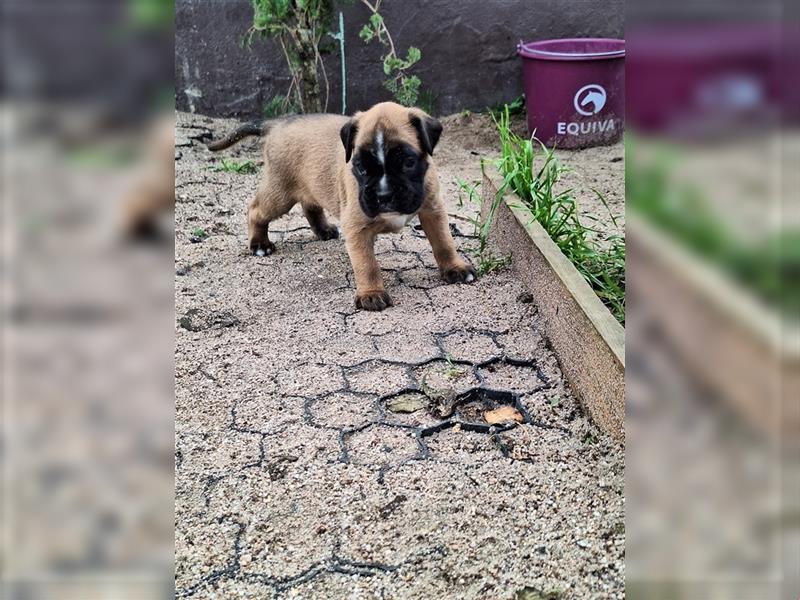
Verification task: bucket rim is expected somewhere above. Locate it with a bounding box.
[517,38,625,61]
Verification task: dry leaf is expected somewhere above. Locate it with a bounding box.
[484,406,523,424]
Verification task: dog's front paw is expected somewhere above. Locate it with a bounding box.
[441,262,477,284]
[250,239,276,257]
[355,290,393,311]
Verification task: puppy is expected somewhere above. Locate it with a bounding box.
[207,102,476,310]
[121,115,176,240]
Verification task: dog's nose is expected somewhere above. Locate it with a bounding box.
[376,189,392,203]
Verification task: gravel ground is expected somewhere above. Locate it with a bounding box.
[174,110,625,599]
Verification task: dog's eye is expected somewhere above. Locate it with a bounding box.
[354,162,367,177]
[403,156,417,170]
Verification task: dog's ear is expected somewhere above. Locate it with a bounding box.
[340,120,358,163]
[409,112,443,156]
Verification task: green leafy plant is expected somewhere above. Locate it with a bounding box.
[456,176,512,276]
[493,105,626,323]
[192,227,208,239]
[358,0,423,106]
[245,1,428,111]
[244,0,336,113]
[489,94,525,119]
[443,354,467,379]
[263,94,299,117]
[417,89,438,115]
[582,432,598,445]
[211,159,259,174]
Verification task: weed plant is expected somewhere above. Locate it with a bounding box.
[211,159,259,174]
[456,175,512,277]
[492,105,626,323]
[627,137,799,318]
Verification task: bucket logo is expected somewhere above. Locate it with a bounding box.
[557,83,616,137]
[574,84,607,116]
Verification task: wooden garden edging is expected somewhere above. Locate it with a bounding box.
[628,216,799,439]
[482,169,625,440]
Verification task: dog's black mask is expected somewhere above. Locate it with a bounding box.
[351,141,428,219]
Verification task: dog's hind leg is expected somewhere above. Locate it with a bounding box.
[302,204,339,241]
[248,183,295,256]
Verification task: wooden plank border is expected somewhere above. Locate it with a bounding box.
[628,216,799,438]
[482,169,625,440]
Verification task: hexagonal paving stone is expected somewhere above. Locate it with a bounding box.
[347,309,412,336]
[414,360,479,398]
[238,506,329,583]
[345,360,414,395]
[176,429,262,472]
[422,426,501,462]
[477,361,544,394]
[399,266,446,290]
[495,324,547,362]
[378,251,422,271]
[234,394,304,432]
[393,229,435,254]
[308,392,378,429]
[276,362,345,396]
[344,425,420,466]
[285,570,396,598]
[373,236,396,255]
[373,332,441,365]
[314,330,379,368]
[440,330,502,364]
[426,278,527,334]
[347,294,435,336]
[175,517,241,594]
[382,392,443,430]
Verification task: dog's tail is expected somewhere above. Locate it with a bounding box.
[206,121,270,152]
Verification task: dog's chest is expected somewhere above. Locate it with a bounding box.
[378,212,416,232]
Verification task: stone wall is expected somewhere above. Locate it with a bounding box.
[176,0,624,118]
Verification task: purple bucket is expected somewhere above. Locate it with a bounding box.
[626,25,784,136]
[517,38,625,149]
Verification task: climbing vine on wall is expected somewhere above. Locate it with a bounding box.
[358,0,423,107]
[244,0,336,114]
[244,0,426,114]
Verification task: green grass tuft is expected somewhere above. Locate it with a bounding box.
[456,175,512,276]
[211,158,258,174]
[488,94,525,120]
[263,94,298,118]
[417,89,438,116]
[492,105,625,323]
[627,136,800,318]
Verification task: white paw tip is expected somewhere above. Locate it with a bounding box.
[255,249,266,257]
[465,273,475,283]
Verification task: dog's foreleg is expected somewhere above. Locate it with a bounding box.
[345,229,393,311]
[418,204,477,283]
